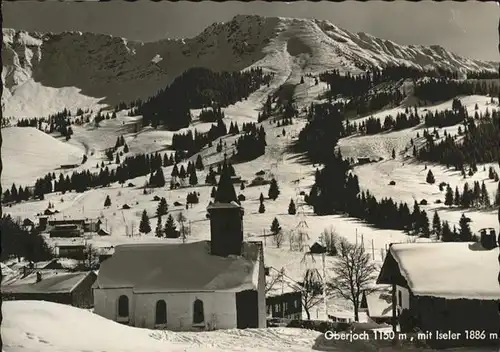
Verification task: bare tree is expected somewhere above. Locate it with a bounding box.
[265,270,283,294]
[319,226,339,256]
[289,231,296,251]
[83,244,99,269]
[328,237,378,322]
[272,230,285,248]
[296,229,308,251]
[176,212,189,243]
[296,268,324,320]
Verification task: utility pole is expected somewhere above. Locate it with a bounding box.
[372,239,375,260]
[322,252,328,319]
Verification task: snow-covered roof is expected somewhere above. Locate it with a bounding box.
[364,285,392,318]
[388,242,500,300]
[2,270,94,294]
[96,241,261,293]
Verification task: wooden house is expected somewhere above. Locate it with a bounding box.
[309,242,326,254]
[49,224,84,238]
[56,244,86,260]
[2,270,97,308]
[266,291,302,320]
[377,239,500,348]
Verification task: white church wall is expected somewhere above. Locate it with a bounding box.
[134,291,237,330]
[93,287,135,324]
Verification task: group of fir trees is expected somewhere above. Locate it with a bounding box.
[1,214,53,262]
[417,110,500,168]
[443,181,495,209]
[171,119,228,157]
[319,65,458,101]
[135,67,272,130]
[297,103,346,163]
[414,78,500,103]
[169,160,205,189]
[431,211,474,242]
[3,151,189,204]
[234,125,267,161]
[154,214,179,238]
[16,109,78,139]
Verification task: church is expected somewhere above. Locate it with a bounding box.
[93,164,267,330]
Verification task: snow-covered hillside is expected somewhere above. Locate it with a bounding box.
[2,300,320,352]
[2,15,496,118]
[4,300,495,352]
[1,127,85,187]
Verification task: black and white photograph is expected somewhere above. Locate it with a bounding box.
[1,1,500,351]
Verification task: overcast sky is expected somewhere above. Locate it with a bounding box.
[3,1,498,61]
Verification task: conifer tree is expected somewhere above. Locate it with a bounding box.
[259,202,266,213]
[454,187,461,206]
[179,165,187,179]
[426,169,435,184]
[420,211,430,237]
[139,210,151,234]
[171,164,179,178]
[115,154,121,164]
[288,198,297,215]
[189,170,198,186]
[268,178,280,200]
[392,148,396,159]
[444,185,454,206]
[432,210,441,237]
[210,186,217,198]
[123,143,129,153]
[195,155,204,170]
[480,181,490,206]
[104,195,111,207]
[259,192,265,203]
[441,221,454,242]
[458,214,472,241]
[156,197,168,217]
[155,216,163,238]
[164,214,177,238]
[270,217,281,235]
[240,182,245,191]
[150,167,166,188]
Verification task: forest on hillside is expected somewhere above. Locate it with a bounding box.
[127,67,273,130]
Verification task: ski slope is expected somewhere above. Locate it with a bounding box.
[2,127,85,187]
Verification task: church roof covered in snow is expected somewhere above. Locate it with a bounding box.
[95,241,262,293]
[377,242,500,300]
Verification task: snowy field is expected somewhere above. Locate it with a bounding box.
[3,300,497,352]
[2,301,320,352]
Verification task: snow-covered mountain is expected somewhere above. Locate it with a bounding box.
[2,14,497,118]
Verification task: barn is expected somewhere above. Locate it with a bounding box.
[2,270,97,308]
[56,243,86,260]
[266,290,302,320]
[94,206,265,330]
[377,237,500,348]
[49,224,84,238]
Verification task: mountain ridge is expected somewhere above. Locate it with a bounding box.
[2,14,497,118]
